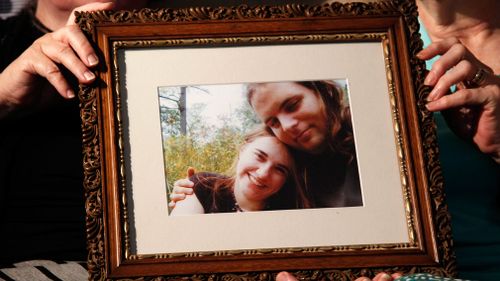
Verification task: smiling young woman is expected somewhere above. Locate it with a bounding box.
[170,128,310,216]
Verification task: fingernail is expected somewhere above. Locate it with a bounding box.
[425,101,435,111]
[84,71,96,81]
[67,89,75,98]
[277,272,295,281]
[427,87,439,101]
[88,54,99,66]
[392,273,403,279]
[424,71,436,85]
[427,90,435,101]
[381,273,392,281]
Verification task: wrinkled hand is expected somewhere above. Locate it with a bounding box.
[276,271,402,281]
[168,167,196,208]
[419,37,500,163]
[0,2,114,117]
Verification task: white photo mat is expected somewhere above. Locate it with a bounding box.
[120,42,408,255]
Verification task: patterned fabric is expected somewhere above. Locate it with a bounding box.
[0,260,87,281]
[397,273,473,281]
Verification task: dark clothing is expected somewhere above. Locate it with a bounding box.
[0,9,86,263]
[435,114,500,280]
[300,150,363,208]
[190,172,237,213]
[0,8,46,72]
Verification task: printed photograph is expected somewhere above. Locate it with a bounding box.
[158,80,363,216]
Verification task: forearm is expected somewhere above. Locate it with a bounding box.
[418,0,499,41]
[170,193,205,216]
[417,0,457,26]
[0,72,17,120]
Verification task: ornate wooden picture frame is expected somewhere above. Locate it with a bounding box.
[77,0,455,280]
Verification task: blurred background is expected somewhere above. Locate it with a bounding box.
[1,0,383,20]
[0,0,27,19]
[0,0,331,19]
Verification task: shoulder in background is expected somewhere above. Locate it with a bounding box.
[1,0,372,20]
[0,0,30,19]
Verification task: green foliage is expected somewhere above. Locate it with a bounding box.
[234,98,261,132]
[159,84,261,195]
[160,107,181,136]
[158,86,184,136]
[163,127,243,193]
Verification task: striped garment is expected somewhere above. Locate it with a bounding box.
[0,260,87,281]
[397,274,472,281]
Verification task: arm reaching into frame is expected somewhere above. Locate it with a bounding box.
[169,181,204,216]
[168,167,196,208]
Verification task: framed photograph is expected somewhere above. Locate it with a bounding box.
[77,0,455,280]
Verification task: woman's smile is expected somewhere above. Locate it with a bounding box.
[248,172,266,188]
[234,136,293,202]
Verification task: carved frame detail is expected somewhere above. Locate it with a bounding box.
[77,1,455,280]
